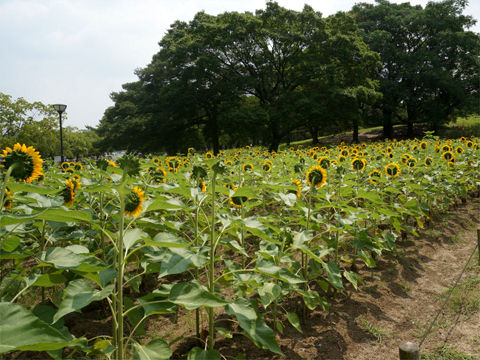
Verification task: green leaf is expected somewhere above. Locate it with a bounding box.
[343,271,363,291]
[147,232,190,248]
[124,228,150,252]
[169,282,228,310]
[132,339,172,360]
[323,261,343,290]
[0,208,92,225]
[0,302,80,353]
[138,293,176,316]
[226,299,283,355]
[33,272,67,287]
[1,236,20,252]
[258,283,282,308]
[187,347,221,360]
[53,279,114,323]
[286,312,303,333]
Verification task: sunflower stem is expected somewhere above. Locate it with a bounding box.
[208,171,217,351]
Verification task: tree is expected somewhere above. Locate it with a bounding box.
[352,0,479,138]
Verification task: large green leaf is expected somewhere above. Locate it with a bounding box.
[187,347,221,360]
[39,247,107,272]
[132,339,172,360]
[323,261,343,290]
[53,279,114,323]
[0,208,92,225]
[123,228,150,253]
[226,298,283,355]
[169,282,228,310]
[0,302,80,353]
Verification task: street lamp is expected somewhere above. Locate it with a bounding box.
[53,104,67,163]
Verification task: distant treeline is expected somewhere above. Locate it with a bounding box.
[97,0,479,154]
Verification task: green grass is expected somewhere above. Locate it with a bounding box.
[357,316,390,343]
[421,344,478,360]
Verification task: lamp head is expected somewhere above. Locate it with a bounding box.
[53,104,67,114]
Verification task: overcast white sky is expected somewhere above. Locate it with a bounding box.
[1,0,478,129]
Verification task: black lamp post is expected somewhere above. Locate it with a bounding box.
[53,104,67,163]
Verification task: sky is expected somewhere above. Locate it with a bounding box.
[1,0,479,130]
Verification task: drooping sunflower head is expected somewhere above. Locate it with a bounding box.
[191,165,208,181]
[424,157,433,167]
[306,165,327,188]
[1,143,43,183]
[351,158,366,171]
[124,186,146,217]
[62,180,75,206]
[385,163,401,178]
[369,169,382,184]
[118,154,141,176]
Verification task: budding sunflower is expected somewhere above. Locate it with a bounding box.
[124,186,146,217]
[0,143,43,183]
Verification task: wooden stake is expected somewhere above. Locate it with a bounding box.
[399,342,419,360]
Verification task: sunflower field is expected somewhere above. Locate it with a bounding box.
[0,136,479,359]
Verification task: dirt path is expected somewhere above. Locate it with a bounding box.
[214,198,480,359]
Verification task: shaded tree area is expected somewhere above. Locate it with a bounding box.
[0,92,101,159]
[97,0,479,154]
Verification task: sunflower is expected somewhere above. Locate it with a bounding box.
[0,143,43,183]
[338,155,346,163]
[262,160,272,172]
[419,141,427,150]
[318,156,330,169]
[424,157,433,167]
[455,146,464,154]
[385,163,401,178]
[442,151,454,161]
[153,167,167,184]
[166,157,180,172]
[107,160,118,168]
[441,144,451,152]
[243,163,253,172]
[400,153,411,164]
[152,157,161,165]
[205,152,214,159]
[351,158,366,171]
[406,158,417,168]
[124,186,146,217]
[340,149,349,157]
[369,170,382,184]
[62,180,76,206]
[2,187,12,210]
[290,179,302,197]
[306,165,327,188]
[466,140,473,148]
[74,163,83,171]
[61,162,70,170]
[198,180,207,193]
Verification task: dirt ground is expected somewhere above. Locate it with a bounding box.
[208,197,480,360]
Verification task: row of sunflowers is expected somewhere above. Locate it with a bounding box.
[0,135,479,359]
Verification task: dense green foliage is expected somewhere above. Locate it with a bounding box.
[1,135,479,358]
[0,92,101,159]
[97,0,479,154]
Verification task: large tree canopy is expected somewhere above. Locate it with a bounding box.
[97,0,478,153]
[352,0,479,138]
[98,2,379,153]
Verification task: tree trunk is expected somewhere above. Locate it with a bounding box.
[309,125,319,145]
[383,110,393,139]
[352,117,359,144]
